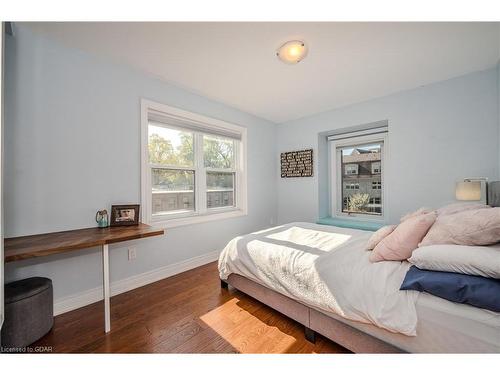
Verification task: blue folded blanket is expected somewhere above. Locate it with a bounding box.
[400,266,500,313]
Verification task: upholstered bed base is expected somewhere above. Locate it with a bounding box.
[224,274,403,353]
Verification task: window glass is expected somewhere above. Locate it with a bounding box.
[149,124,194,167]
[151,168,195,215]
[203,135,234,169]
[340,143,382,215]
[207,171,235,209]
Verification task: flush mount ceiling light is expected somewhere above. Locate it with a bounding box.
[276,40,308,64]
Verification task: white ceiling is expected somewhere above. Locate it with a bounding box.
[23,22,500,123]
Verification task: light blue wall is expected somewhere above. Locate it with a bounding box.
[498,62,500,174]
[276,68,500,224]
[5,25,500,306]
[3,26,277,300]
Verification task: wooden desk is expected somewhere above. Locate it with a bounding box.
[4,223,164,332]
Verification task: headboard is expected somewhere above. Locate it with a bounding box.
[488,181,500,207]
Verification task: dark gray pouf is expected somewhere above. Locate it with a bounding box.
[1,277,54,348]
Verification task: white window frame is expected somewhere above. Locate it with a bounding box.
[330,133,387,222]
[141,99,247,228]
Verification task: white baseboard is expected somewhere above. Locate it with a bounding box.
[54,250,220,316]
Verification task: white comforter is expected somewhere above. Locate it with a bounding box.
[218,222,419,336]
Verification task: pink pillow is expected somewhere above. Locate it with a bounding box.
[400,207,433,222]
[436,202,490,216]
[365,225,397,250]
[370,212,437,262]
[419,208,500,247]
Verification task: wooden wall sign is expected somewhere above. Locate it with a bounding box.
[280,149,313,178]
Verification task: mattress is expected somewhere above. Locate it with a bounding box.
[316,290,500,353]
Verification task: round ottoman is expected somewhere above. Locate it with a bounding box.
[1,277,54,348]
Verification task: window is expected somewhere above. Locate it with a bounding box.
[205,135,236,209]
[339,143,382,215]
[345,164,358,175]
[141,100,247,227]
[329,124,387,219]
[368,197,382,214]
[344,182,359,190]
[149,126,195,216]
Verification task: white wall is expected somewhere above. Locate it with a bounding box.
[3,26,277,302]
[276,68,499,224]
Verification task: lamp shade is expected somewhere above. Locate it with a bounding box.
[455,181,481,201]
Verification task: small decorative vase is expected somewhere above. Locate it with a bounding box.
[95,210,109,228]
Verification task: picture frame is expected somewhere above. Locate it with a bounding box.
[110,204,140,226]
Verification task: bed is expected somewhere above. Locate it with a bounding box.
[218,222,500,353]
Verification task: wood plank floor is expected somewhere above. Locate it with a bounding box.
[29,262,351,353]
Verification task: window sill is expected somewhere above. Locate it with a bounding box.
[317,216,385,232]
[151,208,247,229]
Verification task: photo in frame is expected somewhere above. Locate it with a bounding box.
[110,204,140,226]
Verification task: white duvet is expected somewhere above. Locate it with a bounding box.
[218,222,419,336]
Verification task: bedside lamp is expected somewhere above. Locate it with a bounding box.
[455,178,487,204]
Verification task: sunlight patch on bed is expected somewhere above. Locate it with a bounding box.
[199,297,298,353]
[240,238,347,317]
[265,226,352,252]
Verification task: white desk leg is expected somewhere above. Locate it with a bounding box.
[102,244,111,333]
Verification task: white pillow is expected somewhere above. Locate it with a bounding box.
[408,244,500,278]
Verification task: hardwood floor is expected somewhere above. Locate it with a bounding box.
[29,262,351,353]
